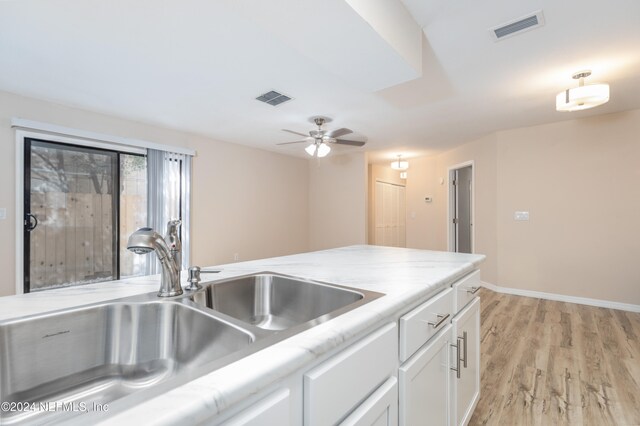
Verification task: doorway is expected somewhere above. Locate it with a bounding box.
[448,162,474,253]
[374,180,406,247]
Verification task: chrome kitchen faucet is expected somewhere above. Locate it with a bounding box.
[127,221,182,297]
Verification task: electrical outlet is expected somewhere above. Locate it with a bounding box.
[233,253,240,261]
[0,208,5,220]
[514,211,530,221]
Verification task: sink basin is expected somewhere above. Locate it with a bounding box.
[0,273,383,423]
[0,300,253,424]
[191,273,380,331]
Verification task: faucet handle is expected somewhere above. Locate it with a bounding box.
[186,266,221,291]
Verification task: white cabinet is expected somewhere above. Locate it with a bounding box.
[304,323,397,426]
[399,288,453,362]
[452,270,480,312]
[221,389,290,426]
[340,377,398,426]
[398,273,481,426]
[450,297,480,426]
[399,324,451,426]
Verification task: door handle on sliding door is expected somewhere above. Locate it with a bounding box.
[25,213,38,231]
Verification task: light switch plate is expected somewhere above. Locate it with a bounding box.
[0,208,6,220]
[514,211,530,221]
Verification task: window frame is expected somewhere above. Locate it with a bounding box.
[15,124,193,295]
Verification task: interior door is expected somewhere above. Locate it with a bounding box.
[24,138,118,292]
[374,181,406,247]
[453,166,472,253]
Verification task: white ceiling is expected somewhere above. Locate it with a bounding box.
[1,0,639,163]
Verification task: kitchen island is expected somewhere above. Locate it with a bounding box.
[0,245,484,425]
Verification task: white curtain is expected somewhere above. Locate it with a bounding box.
[147,149,191,274]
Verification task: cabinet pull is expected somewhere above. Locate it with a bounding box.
[460,331,468,368]
[466,286,480,294]
[426,313,450,329]
[450,338,462,379]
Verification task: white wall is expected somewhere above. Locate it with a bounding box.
[0,90,309,296]
[494,110,640,305]
[309,152,368,250]
[190,133,309,267]
[405,109,640,305]
[404,156,439,250]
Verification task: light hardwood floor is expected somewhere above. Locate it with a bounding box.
[469,288,640,426]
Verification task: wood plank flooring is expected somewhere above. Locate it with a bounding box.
[469,289,640,426]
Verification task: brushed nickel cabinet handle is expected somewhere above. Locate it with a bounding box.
[427,313,450,329]
[466,286,480,294]
[450,338,462,379]
[461,331,468,368]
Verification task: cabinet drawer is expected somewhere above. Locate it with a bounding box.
[399,288,453,362]
[340,376,398,426]
[304,323,397,426]
[452,270,480,313]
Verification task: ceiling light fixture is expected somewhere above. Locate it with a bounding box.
[306,142,331,158]
[390,155,409,171]
[556,70,609,112]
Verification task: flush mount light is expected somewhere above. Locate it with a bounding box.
[390,155,409,171]
[556,70,610,112]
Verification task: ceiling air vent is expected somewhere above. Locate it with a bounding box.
[255,90,292,106]
[490,10,545,41]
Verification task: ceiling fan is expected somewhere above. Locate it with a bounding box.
[277,117,366,157]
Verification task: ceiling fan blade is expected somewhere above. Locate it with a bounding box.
[334,139,366,147]
[327,128,353,138]
[282,129,309,137]
[276,140,310,145]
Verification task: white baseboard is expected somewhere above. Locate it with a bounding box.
[480,281,640,313]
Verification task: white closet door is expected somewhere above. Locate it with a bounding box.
[375,182,385,244]
[398,186,406,247]
[374,181,406,248]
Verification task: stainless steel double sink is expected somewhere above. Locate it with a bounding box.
[0,273,383,424]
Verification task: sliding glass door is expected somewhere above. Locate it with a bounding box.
[23,138,147,292]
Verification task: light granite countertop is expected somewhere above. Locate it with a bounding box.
[0,245,484,425]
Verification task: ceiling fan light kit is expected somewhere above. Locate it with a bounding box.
[556,70,609,112]
[305,142,331,158]
[277,116,366,157]
[316,142,331,157]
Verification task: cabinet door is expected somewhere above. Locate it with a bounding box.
[340,376,398,426]
[399,324,451,426]
[222,389,290,426]
[450,297,480,426]
[304,323,397,426]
